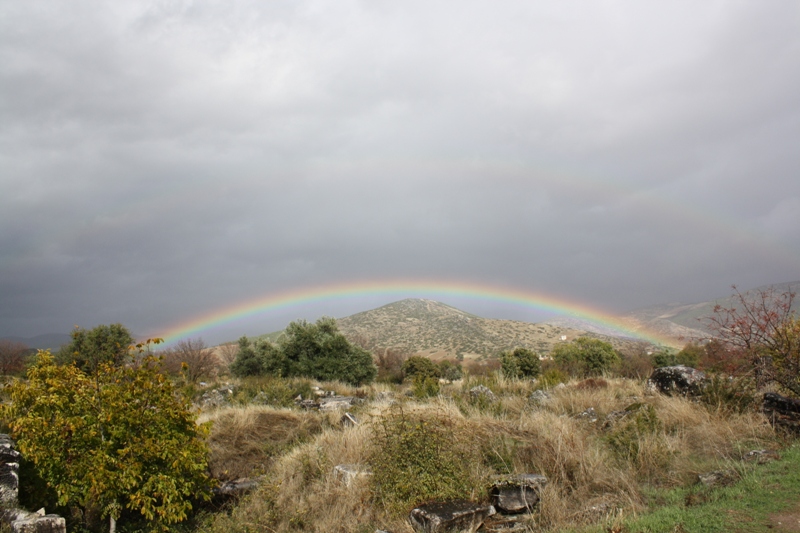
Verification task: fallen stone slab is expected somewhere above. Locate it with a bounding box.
[319,396,360,411]
[743,449,780,464]
[341,412,359,427]
[698,469,738,488]
[646,366,706,397]
[9,511,66,533]
[490,474,547,514]
[409,501,495,533]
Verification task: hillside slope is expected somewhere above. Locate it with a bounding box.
[335,298,642,360]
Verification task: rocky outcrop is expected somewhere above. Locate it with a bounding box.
[212,477,261,498]
[762,392,800,433]
[409,501,495,533]
[646,366,706,397]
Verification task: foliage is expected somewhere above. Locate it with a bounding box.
[551,337,620,376]
[0,339,30,375]
[279,317,377,385]
[705,285,800,395]
[437,359,463,381]
[374,347,409,384]
[606,403,666,473]
[3,347,212,530]
[230,336,285,378]
[369,407,474,514]
[401,355,441,381]
[412,374,440,398]
[161,338,219,382]
[499,347,541,378]
[699,375,757,413]
[56,323,134,373]
[651,347,699,369]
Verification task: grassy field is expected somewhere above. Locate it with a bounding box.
[191,374,794,533]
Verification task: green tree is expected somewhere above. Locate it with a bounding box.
[280,317,377,385]
[551,337,620,376]
[3,346,212,531]
[437,359,463,381]
[401,355,441,381]
[56,323,134,373]
[500,347,541,378]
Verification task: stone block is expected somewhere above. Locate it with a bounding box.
[409,501,495,533]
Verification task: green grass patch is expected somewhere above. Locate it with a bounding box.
[568,443,800,533]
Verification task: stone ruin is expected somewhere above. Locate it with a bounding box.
[0,434,66,533]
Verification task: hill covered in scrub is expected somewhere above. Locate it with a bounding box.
[335,298,651,360]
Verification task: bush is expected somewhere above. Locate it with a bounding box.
[370,407,475,514]
[401,356,441,381]
[551,337,620,377]
[412,375,441,398]
[55,323,134,373]
[500,347,541,379]
[437,359,463,381]
[700,375,757,413]
[3,347,212,531]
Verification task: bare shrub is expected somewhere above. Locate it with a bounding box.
[161,338,219,382]
[0,339,29,375]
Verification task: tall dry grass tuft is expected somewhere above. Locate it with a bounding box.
[202,406,325,480]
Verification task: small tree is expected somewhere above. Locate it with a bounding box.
[280,318,377,385]
[551,337,620,377]
[0,339,29,375]
[705,285,800,395]
[3,346,212,531]
[500,347,541,379]
[401,355,441,381]
[57,323,134,372]
[162,338,219,383]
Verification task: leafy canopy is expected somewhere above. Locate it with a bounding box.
[551,337,620,376]
[56,323,134,373]
[500,347,541,378]
[232,317,377,385]
[3,345,212,529]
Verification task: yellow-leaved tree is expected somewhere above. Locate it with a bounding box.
[3,342,212,532]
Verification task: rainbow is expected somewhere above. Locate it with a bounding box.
[154,279,678,347]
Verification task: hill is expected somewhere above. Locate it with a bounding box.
[335,298,650,360]
[0,333,71,350]
[621,280,800,342]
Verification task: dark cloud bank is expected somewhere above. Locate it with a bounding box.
[2,1,799,344]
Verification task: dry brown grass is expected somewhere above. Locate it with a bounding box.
[202,406,326,480]
[198,377,782,533]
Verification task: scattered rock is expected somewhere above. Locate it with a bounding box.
[333,464,372,487]
[375,391,395,402]
[409,501,496,533]
[490,474,547,514]
[576,407,598,423]
[646,366,706,397]
[212,477,261,498]
[320,396,360,411]
[743,449,780,464]
[341,412,359,427]
[763,392,800,434]
[603,402,644,429]
[8,511,66,533]
[469,386,497,403]
[528,390,550,405]
[698,469,738,488]
[199,387,234,409]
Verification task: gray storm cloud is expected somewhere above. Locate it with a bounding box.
[2,0,799,342]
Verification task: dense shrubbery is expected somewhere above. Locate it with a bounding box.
[369,407,476,513]
[231,317,377,386]
[55,323,134,372]
[500,347,541,378]
[551,337,620,376]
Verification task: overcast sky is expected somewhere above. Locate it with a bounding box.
[2,1,799,343]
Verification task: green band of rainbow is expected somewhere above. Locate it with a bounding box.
[154,278,678,347]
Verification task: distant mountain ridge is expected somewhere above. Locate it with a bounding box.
[621,281,800,342]
[0,333,71,350]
